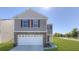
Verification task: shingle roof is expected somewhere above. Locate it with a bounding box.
[12,8,48,19]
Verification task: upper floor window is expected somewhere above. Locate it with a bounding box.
[47,25,52,30]
[50,25,52,29]
[21,19,40,28]
[31,20,40,28]
[21,20,29,27]
[33,20,38,27]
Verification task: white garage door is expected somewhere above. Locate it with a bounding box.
[17,34,43,45]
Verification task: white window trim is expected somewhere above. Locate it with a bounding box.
[14,31,47,32]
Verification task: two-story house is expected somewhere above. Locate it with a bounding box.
[0,9,52,48]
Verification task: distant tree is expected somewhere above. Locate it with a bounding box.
[71,28,79,38]
[53,28,79,38]
[65,32,72,37]
[61,34,65,37]
[53,33,62,37]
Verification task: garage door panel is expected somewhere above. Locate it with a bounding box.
[17,34,43,45]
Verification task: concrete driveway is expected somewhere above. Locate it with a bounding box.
[10,45,43,51]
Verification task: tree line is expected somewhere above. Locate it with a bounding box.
[53,28,79,38]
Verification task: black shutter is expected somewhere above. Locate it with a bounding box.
[38,20,40,27]
[31,20,33,27]
[21,20,23,27]
[28,20,30,27]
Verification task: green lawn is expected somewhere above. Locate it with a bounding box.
[0,40,14,51]
[0,37,79,51]
[48,37,79,51]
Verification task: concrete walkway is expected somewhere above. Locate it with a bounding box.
[10,45,43,51]
[44,43,57,49]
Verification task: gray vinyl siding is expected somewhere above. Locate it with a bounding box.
[47,24,52,34]
[14,19,47,31]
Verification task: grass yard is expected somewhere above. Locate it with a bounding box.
[0,37,79,51]
[54,37,79,51]
[45,37,79,51]
[0,40,14,51]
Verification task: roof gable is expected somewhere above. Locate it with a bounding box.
[13,9,48,19]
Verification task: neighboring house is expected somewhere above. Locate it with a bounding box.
[0,9,52,47]
[0,20,14,43]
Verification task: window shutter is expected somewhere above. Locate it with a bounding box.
[28,20,30,27]
[21,20,23,27]
[31,20,33,27]
[38,20,40,27]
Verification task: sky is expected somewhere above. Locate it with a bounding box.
[0,7,79,34]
